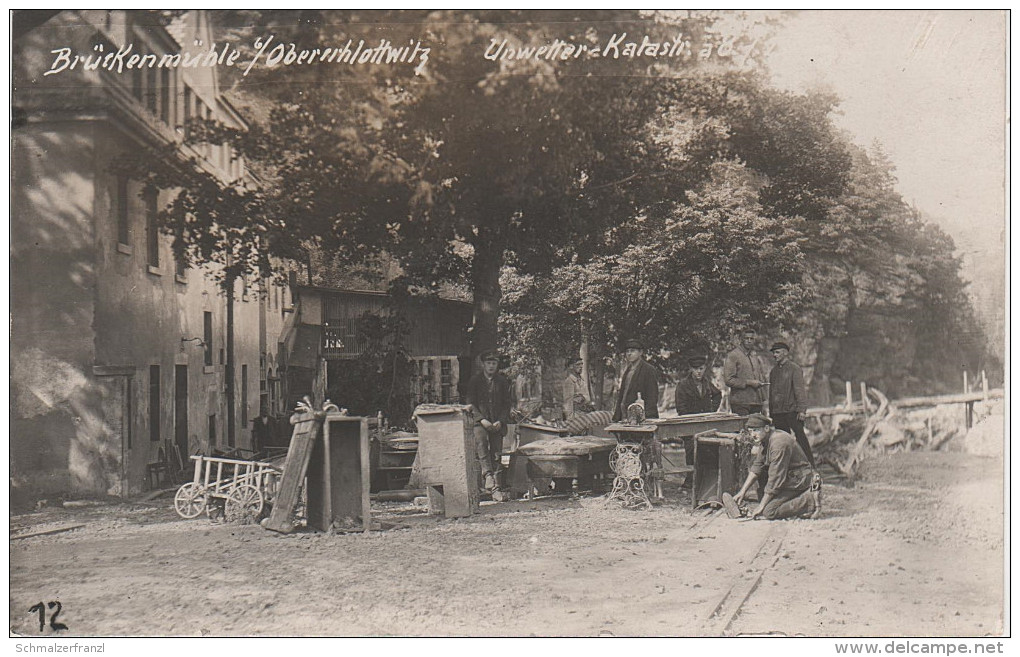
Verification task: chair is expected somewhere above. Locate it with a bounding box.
[146,446,171,490]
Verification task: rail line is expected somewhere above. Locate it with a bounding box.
[703,522,788,635]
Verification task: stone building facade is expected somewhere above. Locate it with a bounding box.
[11,10,288,496]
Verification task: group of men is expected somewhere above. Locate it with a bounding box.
[465,327,820,519]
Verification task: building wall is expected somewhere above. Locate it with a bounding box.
[11,10,280,497]
[11,120,103,495]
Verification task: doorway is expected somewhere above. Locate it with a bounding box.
[174,365,188,469]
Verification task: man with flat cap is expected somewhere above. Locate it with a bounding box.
[674,356,722,416]
[768,341,814,466]
[466,349,514,492]
[613,339,659,422]
[729,413,821,520]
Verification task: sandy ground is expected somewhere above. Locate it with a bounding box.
[9,449,1004,637]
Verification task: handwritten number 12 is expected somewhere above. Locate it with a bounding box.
[28,601,67,632]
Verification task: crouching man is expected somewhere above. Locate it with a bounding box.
[732,413,821,520]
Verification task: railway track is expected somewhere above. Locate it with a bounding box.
[703,522,789,635]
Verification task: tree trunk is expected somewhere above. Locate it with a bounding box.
[809,335,839,407]
[469,235,503,374]
[580,334,591,404]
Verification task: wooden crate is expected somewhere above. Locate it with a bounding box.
[306,415,371,532]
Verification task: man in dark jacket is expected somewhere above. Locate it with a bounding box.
[767,342,814,466]
[674,356,722,416]
[466,349,514,491]
[613,339,659,422]
[251,405,275,455]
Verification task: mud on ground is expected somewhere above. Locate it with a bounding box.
[9,449,1004,637]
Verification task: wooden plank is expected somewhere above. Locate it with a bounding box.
[891,389,1002,408]
[12,524,86,540]
[262,412,323,533]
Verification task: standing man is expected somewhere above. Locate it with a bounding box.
[674,356,722,416]
[613,339,659,422]
[724,327,769,416]
[466,349,513,492]
[731,414,821,520]
[768,342,814,466]
[562,356,593,419]
[251,404,274,456]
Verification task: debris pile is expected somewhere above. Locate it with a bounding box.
[810,388,996,481]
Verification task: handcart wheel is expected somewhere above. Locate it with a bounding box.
[225,484,264,524]
[173,483,207,519]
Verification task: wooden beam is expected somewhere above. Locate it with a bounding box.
[11,524,86,540]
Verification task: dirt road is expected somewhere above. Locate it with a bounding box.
[9,450,1004,637]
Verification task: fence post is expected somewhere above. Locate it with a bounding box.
[845,381,853,409]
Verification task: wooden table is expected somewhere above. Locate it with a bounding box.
[647,414,746,467]
[647,413,747,443]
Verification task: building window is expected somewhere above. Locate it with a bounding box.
[208,414,217,446]
[145,191,159,267]
[183,85,192,136]
[203,312,213,366]
[174,236,187,279]
[145,65,158,114]
[149,365,160,442]
[241,364,248,426]
[115,176,130,245]
[131,62,143,102]
[175,250,187,279]
[160,68,172,125]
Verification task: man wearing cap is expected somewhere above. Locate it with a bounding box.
[466,349,514,492]
[613,339,659,422]
[724,328,770,416]
[562,356,593,419]
[731,413,821,520]
[674,356,722,416]
[768,342,814,466]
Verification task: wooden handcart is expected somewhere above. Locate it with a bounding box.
[173,454,282,523]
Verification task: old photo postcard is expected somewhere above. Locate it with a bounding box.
[8,8,1009,649]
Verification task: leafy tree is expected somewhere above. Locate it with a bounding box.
[501,160,805,406]
[794,144,992,400]
[130,10,780,367]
